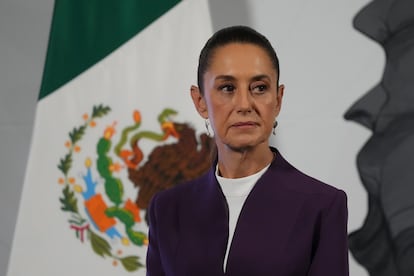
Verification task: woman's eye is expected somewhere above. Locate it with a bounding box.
[219,84,235,93]
[252,84,268,94]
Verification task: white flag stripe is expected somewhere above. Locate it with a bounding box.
[8,1,213,275]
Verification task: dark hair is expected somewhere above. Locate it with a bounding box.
[197,25,280,94]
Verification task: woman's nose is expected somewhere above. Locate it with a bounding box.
[235,89,253,113]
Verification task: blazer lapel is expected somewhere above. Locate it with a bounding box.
[225,153,306,275]
[175,169,228,275]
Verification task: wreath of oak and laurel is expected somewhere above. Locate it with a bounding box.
[57,104,144,272]
[57,104,213,272]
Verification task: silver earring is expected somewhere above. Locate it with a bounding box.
[205,119,211,137]
[272,121,278,135]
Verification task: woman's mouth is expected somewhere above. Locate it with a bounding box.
[232,121,258,128]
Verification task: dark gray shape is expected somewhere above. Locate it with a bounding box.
[345,0,414,275]
[208,0,252,31]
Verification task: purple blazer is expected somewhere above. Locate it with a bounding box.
[146,148,349,275]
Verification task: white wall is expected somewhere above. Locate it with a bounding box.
[0,0,53,275]
[0,0,382,275]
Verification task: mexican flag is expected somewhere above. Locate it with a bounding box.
[7,1,213,275]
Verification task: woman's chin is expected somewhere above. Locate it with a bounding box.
[224,139,263,152]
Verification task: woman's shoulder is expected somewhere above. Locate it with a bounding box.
[149,168,212,208]
[269,149,347,205]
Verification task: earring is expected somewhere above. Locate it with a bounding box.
[205,119,211,137]
[272,121,278,135]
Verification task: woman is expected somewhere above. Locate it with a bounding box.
[146,26,349,276]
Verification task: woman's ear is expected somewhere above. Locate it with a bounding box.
[190,85,208,119]
[275,84,284,115]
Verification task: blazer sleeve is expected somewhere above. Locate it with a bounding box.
[308,190,349,276]
[146,194,165,276]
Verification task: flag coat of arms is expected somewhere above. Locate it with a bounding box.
[7,1,213,275]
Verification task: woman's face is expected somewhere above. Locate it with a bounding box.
[192,43,284,151]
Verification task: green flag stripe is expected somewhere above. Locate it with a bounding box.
[39,0,181,100]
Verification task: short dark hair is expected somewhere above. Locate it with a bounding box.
[197,25,280,94]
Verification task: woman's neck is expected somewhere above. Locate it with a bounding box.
[216,145,274,179]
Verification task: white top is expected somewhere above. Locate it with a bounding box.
[216,163,271,272]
